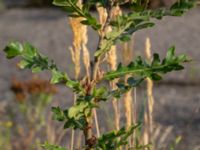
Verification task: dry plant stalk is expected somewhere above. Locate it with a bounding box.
[69,1,83,149]
[143,37,155,146]
[122,39,134,128]
[69,1,100,147]
[143,112,149,148]
[122,36,135,148]
[69,15,82,79]
[99,5,122,131]
[96,6,108,37]
[107,45,120,130]
[69,16,81,150]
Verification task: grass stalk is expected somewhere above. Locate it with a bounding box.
[69,2,82,148]
[96,3,122,135]
[143,37,154,147]
[146,37,154,140]
[122,35,134,148]
[107,43,120,130]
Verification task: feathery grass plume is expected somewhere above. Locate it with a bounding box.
[146,37,154,137]
[122,35,134,148]
[89,5,109,139]
[68,1,82,149]
[81,26,91,80]
[104,5,122,131]
[69,0,99,147]
[107,40,119,131]
[78,1,91,80]
[122,41,134,128]
[143,37,155,147]
[145,37,151,60]
[96,5,108,37]
[143,112,149,148]
[69,11,82,79]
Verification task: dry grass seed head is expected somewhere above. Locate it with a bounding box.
[81,23,91,79]
[145,37,154,129]
[143,37,155,146]
[69,17,83,79]
[145,37,151,59]
[96,6,108,36]
[122,35,134,126]
[69,0,90,80]
[104,5,122,131]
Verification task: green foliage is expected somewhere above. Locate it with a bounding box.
[94,0,197,58]
[52,107,66,121]
[131,0,196,16]
[96,47,190,100]
[41,142,67,150]
[108,77,144,99]
[4,42,84,94]
[95,124,144,150]
[94,13,155,57]
[2,0,197,150]
[4,42,53,72]
[53,0,101,30]
[52,97,97,130]
[104,46,190,80]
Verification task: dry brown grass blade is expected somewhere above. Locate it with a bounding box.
[146,37,154,140]
[81,13,91,80]
[69,17,82,79]
[143,37,155,148]
[68,1,82,149]
[121,35,135,148]
[107,39,120,130]
[104,5,122,131]
[69,0,100,146]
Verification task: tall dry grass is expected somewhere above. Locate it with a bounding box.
[122,36,135,148]
[120,36,155,149]
[143,37,155,148]
[122,37,134,127]
[97,5,122,131]
[68,0,98,149]
[69,14,82,150]
[69,1,157,148]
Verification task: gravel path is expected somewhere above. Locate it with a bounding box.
[0,7,200,149]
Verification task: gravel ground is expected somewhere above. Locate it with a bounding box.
[0,7,200,150]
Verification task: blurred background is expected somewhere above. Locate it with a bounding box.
[0,0,200,150]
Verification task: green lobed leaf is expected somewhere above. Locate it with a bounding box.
[106,77,144,99]
[3,42,84,94]
[104,47,190,80]
[52,96,97,130]
[94,13,154,58]
[96,124,140,150]
[92,87,107,101]
[94,0,197,58]
[51,69,67,84]
[52,0,101,30]
[52,107,65,121]
[4,41,23,59]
